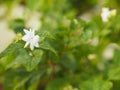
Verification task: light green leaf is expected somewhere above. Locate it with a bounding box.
[5,48,30,69]
[0,43,25,69]
[108,49,120,80]
[26,0,42,11]
[0,42,23,58]
[0,52,16,70]
[80,77,112,90]
[108,67,120,80]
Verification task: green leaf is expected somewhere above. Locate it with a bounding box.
[37,30,55,41]
[26,0,42,11]
[40,41,57,56]
[61,54,77,70]
[14,75,32,90]
[107,49,120,81]
[113,49,120,66]
[70,18,86,30]
[0,52,16,70]
[0,42,23,58]
[112,80,120,90]
[28,81,39,90]
[108,67,120,80]
[6,48,30,69]
[25,50,44,71]
[3,68,30,90]
[37,30,57,55]
[9,19,25,34]
[0,43,25,69]
[80,77,112,90]
[0,42,45,71]
[46,78,69,90]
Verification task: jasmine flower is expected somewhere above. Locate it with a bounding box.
[101,7,116,22]
[22,29,39,50]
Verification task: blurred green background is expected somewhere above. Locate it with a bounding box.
[0,0,120,90]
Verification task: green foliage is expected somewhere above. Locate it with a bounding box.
[9,19,25,34]
[108,67,120,80]
[80,77,112,90]
[46,78,69,90]
[1,0,120,90]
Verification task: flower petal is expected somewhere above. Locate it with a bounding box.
[34,42,39,47]
[30,44,34,50]
[22,35,29,41]
[24,29,29,34]
[24,42,29,48]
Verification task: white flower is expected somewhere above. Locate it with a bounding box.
[101,7,116,22]
[101,8,111,22]
[22,29,39,50]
